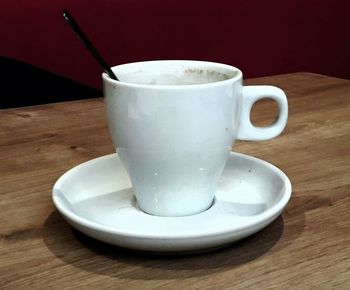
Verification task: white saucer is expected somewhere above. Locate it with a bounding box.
[52,152,291,253]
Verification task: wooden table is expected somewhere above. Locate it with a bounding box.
[1,73,349,289]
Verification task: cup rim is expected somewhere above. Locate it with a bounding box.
[102,60,243,89]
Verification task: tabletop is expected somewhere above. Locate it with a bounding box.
[0,73,349,289]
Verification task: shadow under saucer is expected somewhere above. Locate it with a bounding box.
[43,209,296,280]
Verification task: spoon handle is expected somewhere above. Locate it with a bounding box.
[62,10,119,81]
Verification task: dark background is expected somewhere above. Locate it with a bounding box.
[1,0,349,109]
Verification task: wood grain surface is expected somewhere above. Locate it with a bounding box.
[0,73,349,289]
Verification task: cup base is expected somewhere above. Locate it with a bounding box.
[135,196,215,217]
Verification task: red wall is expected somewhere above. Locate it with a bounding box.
[1,0,349,89]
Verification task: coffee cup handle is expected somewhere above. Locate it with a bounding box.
[237,85,288,141]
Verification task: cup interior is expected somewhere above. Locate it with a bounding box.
[108,60,240,86]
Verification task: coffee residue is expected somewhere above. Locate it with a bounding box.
[183,68,232,84]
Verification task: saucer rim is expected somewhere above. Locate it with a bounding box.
[52,152,292,240]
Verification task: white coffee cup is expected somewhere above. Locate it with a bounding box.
[103,60,288,217]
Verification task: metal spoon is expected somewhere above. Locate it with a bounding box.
[62,10,119,81]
